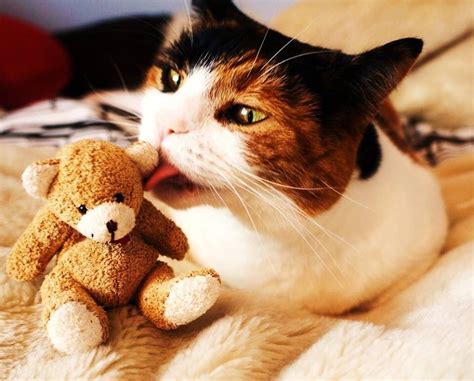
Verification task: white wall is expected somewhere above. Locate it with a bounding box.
[0,0,294,31]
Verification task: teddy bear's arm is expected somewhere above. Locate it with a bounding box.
[7,206,72,281]
[136,199,189,260]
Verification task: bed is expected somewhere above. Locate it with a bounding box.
[1,1,473,379]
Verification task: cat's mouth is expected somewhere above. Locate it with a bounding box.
[144,157,227,209]
[145,162,202,199]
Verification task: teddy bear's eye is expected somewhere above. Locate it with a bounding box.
[114,193,125,203]
[78,205,88,215]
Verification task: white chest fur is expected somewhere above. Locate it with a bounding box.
[170,128,448,314]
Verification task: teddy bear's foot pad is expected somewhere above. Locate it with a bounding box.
[47,302,103,354]
[164,274,220,326]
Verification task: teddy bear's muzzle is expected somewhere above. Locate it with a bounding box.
[76,202,136,243]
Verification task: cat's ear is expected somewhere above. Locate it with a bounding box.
[348,38,422,109]
[192,0,245,23]
[324,38,423,124]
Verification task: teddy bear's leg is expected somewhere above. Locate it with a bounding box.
[40,263,109,354]
[136,261,220,330]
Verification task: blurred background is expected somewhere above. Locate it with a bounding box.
[0,0,472,155]
[0,0,294,31]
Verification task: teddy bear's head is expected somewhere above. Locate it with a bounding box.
[21,140,158,243]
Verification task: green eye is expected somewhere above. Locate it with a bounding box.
[162,68,182,92]
[232,105,267,125]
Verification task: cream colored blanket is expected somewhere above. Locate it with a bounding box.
[0,144,473,380]
[1,0,474,379]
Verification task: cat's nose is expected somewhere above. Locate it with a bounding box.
[165,120,188,136]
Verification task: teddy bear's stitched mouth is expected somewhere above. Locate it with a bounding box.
[111,234,131,244]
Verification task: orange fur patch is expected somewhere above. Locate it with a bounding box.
[192,56,352,214]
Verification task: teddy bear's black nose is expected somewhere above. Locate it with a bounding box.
[106,220,118,233]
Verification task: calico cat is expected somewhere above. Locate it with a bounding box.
[140,0,447,314]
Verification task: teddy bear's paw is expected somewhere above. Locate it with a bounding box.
[164,273,221,326]
[47,302,104,354]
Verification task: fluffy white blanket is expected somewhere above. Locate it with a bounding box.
[0,146,473,381]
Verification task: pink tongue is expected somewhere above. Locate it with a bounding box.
[145,163,181,191]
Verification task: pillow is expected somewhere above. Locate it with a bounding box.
[0,15,70,110]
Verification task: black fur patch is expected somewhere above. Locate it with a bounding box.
[356,123,382,180]
[158,5,422,135]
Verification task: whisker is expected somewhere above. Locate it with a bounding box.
[245,171,361,254]
[109,59,130,96]
[208,182,228,208]
[183,0,194,46]
[213,166,278,276]
[247,26,270,79]
[253,164,371,212]
[260,15,320,71]
[319,178,373,211]
[262,51,330,76]
[225,160,366,221]
[221,163,335,191]
[228,173,344,287]
[225,163,361,253]
[236,176,340,260]
[226,169,356,276]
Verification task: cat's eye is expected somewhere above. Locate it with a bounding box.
[231,105,267,125]
[78,205,88,215]
[114,193,125,203]
[161,68,182,92]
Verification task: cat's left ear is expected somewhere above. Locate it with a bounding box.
[192,0,245,23]
[324,38,423,124]
[351,38,422,106]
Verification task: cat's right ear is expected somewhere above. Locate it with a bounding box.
[192,0,245,23]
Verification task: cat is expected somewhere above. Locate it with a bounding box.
[139,0,447,314]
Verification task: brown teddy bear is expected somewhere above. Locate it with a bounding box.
[7,140,220,354]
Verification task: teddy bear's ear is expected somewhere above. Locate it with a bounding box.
[125,141,159,178]
[21,158,60,199]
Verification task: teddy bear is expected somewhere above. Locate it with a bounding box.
[7,139,221,354]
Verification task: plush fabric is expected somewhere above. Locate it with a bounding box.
[5,140,221,354]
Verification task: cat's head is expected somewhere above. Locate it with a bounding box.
[140,0,422,215]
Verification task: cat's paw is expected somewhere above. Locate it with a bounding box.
[164,272,220,327]
[47,302,104,354]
